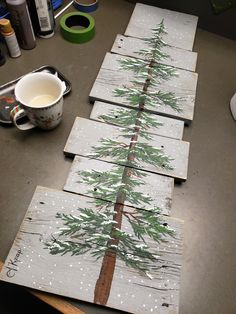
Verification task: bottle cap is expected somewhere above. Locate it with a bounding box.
[0,19,13,34]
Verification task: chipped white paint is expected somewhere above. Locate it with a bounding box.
[0,186,184,314]
[125,3,198,51]
[90,101,184,140]
[64,117,190,181]
[89,53,198,123]
[64,156,174,215]
[111,34,198,72]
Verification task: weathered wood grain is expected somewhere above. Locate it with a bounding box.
[89,53,198,123]
[90,101,184,140]
[125,3,198,51]
[0,186,184,314]
[111,34,198,72]
[0,260,85,314]
[64,117,190,181]
[64,156,174,215]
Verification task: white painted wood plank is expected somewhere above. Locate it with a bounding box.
[90,101,184,140]
[125,3,198,51]
[64,156,174,216]
[111,34,198,72]
[64,117,190,181]
[89,52,198,123]
[0,186,184,314]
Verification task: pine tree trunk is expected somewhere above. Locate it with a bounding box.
[93,60,154,305]
[94,201,123,304]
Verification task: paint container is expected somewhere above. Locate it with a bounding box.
[0,19,21,58]
[28,0,55,38]
[6,0,36,50]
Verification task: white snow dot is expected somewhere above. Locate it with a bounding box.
[117,294,121,298]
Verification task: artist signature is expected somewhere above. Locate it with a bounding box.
[6,248,23,278]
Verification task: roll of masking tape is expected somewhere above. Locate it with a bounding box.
[60,12,95,43]
[73,0,98,13]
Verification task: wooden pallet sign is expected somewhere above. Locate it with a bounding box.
[64,156,174,216]
[125,3,198,51]
[64,117,190,181]
[0,186,184,314]
[89,52,198,123]
[90,101,184,140]
[111,34,198,72]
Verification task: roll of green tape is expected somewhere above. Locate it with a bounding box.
[60,12,95,43]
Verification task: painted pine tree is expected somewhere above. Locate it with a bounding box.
[45,20,181,306]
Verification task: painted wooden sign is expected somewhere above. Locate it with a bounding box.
[125,3,198,51]
[111,34,198,72]
[89,52,198,123]
[64,117,190,181]
[64,156,174,216]
[90,101,184,140]
[0,186,184,314]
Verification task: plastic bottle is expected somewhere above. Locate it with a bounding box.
[28,0,55,38]
[0,19,21,58]
[6,0,36,50]
[0,47,6,66]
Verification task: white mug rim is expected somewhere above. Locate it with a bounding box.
[14,72,64,109]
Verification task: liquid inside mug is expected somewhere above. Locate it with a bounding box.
[11,72,66,130]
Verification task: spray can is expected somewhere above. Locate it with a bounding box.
[0,19,21,58]
[29,0,55,38]
[6,0,36,50]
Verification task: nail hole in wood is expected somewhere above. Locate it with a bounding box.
[162,303,169,307]
[40,201,45,204]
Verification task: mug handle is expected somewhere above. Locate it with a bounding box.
[10,105,35,130]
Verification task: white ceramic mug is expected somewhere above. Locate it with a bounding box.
[11,72,66,130]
